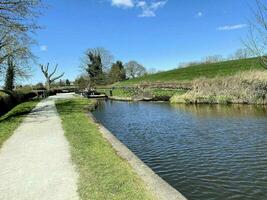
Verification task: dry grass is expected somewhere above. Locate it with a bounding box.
[171,70,267,104]
[0,91,8,97]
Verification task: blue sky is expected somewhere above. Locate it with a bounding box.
[27,0,254,84]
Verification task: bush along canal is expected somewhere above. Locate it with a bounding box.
[92,100,267,200]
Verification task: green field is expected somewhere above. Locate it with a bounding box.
[117,57,262,86]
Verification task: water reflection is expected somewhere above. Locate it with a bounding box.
[93,100,267,200]
[171,104,267,118]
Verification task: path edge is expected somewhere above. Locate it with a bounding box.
[88,112,187,200]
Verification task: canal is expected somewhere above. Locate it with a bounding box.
[92,100,267,200]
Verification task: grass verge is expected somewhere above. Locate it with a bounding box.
[0,100,39,148]
[56,98,155,200]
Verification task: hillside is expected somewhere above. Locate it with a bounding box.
[117,57,262,86]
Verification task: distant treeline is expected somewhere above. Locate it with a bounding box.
[74,47,149,89]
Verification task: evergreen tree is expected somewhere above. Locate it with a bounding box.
[86,52,104,85]
[109,61,126,83]
[66,79,70,86]
[4,57,15,91]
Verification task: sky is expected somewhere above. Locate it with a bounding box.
[26,0,256,84]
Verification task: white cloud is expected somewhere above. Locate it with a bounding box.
[217,24,247,31]
[196,12,203,18]
[111,0,134,8]
[136,1,146,7]
[139,9,155,17]
[40,45,48,51]
[110,0,167,17]
[150,1,167,9]
[138,1,167,17]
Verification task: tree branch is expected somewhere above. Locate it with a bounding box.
[50,73,64,83]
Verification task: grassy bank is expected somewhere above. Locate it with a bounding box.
[95,58,266,104]
[102,57,266,104]
[171,70,267,104]
[98,88,136,98]
[117,57,261,86]
[98,87,186,101]
[56,98,156,200]
[0,100,39,148]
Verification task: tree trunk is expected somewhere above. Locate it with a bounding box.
[46,79,50,90]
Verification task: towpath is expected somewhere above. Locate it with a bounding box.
[0,93,79,200]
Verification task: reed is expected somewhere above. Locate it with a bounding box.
[170,70,267,105]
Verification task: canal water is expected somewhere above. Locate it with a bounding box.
[92,100,267,200]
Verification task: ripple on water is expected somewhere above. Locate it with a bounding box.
[93,101,267,200]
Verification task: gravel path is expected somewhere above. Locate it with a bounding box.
[0,94,79,200]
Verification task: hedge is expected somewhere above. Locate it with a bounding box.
[0,88,74,116]
[0,91,38,116]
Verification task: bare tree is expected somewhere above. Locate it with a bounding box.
[244,0,267,68]
[0,30,34,61]
[82,47,113,72]
[125,61,146,79]
[239,48,250,59]
[234,48,249,59]
[203,55,224,64]
[228,48,251,60]
[40,63,64,90]
[178,61,200,68]
[1,30,34,86]
[0,0,42,74]
[147,67,157,74]
[0,30,10,64]
[0,0,42,32]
